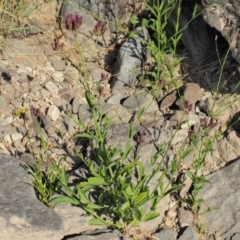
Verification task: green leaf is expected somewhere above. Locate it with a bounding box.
[142,212,160,222]
[76,186,89,204]
[134,208,142,221]
[130,15,139,25]
[80,177,106,187]
[89,218,107,226]
[74,133,99,141]
[164,184,184,196]
[50,196,79,205]
[135,191,149,206]
[86,202,103,210]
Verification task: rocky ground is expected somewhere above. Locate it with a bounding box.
[0,1,240,240]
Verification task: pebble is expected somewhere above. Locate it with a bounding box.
[178,207,194,227]
[52,71,64,82]
[47,105,60,121]
[11,133,23,142]
[45,81,59,95]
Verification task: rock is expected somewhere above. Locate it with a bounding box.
[153,229,177,240]
[10,133,23,142]
[180,173,193,198]
[63,116,76,135]
[53,97,69,111]
[169,111,188,127]
[202,0,240,64]
[178,226,199,240]
[52,71,64,82]
[106,104,132,124]
[160,90,177,110]
[50,55,66,71]
[72,96,86,114]
[198,159,240,239]
[63,66,80,85]
[40,115,52,131]
[199,97,230,124]
[135,111,164,128]
[64,229,127,240]
[172,129,188,145]
[177,207,194,227]
[45,81,59,95]
[182,83,202,109]
[47,105,60,121]
[0,154,63,240]
[217,138,237,164]
[122,90,159,113]
[78,104,93,125]
[111,27,150,90]
[0,114,13,126]
[226,130,240,156]
[86,63,110,82]
[107,92,125,105]
[183,140,202,168]
[0,95,7,109]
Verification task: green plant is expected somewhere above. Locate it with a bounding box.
[132,0,198,96]
[51,90,183,234]
[23,158,64,206]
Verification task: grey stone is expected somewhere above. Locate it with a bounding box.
[226,130,240,156]
[123,90,159,113]
[160,90,177,110]
[107,104,132,123]
[40,115,52,131]
[177,207,194,228]
[111,27,150,90]
[134,111,164,128]
[45,81,59,95]
[177,227,198,240]
[47,105,60,121]
[202,0,240,64]
[169,111,188,127]
[176,83,201,110]
[154,229,177,240]
[10,133,23,142]
[0,154,63,240]
[0,114,13,126]
[217,138,237,164]
[0,95,7,109]
[40,88,51,98]
[107,92,124,105]
[63,116,76,135]
[78,104,93,125]
[72,96,83,114]
[64,229,126,240]
[50,55,66,71]
[52,71,64,82]
[198,159,240,240]
[53,97,69,111]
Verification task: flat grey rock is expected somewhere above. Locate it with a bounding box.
[198,158,240,239]
[177,227,198,240]
[111,27,150,90]
[0,153,63,240]
[154,228,177,240]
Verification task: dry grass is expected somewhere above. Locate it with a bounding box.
[0,0,52,37]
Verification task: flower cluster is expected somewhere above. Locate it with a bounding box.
[65,13,83,30]
[180,99,193,112]
[93,21,107,36]
[200,117,217,129]
[101,72,109,81]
